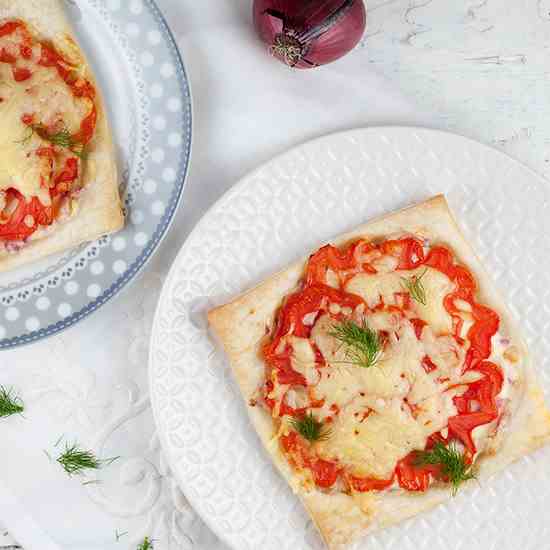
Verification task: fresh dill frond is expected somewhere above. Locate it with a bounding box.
[291,412,331,442]
[54,440,119,476]
[0,386,24,418]
[115,529,128,542]
[56,442,100,475]
[21,123,87,159]
[38,125,73,148]
[137,537,154,550]
[401,268,428,305]
[329,319,382,369]
[416,441,476,496]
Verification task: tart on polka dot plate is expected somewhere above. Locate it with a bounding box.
[0,0,192,348]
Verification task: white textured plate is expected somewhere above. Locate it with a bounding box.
[150,127,550,550]
[0,0,192,348]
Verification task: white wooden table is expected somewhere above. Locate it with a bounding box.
[2,1,549,548]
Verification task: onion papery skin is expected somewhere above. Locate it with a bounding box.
[253,0,367,69]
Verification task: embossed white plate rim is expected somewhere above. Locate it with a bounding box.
[149,126,550,550]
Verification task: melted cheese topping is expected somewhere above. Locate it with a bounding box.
[413,268,456,334]
[344,266,455,334]
[288,336,319,385]
[309,313,463,478]
[0,30,87,201]
[316,398,432,479]
[344,271,402,309]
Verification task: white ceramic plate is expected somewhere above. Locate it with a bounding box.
[150,127,550,550]
[0,0,192,348]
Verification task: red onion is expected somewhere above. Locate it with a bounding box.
[253,0,367,69]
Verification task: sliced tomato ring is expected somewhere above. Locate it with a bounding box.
[448,361,503,454]
[305,242,360,286]
[266,283,364,347]
[381,237,425,270]
[464,305,500,369]
[447,412,494,456]
[424,246,456,279]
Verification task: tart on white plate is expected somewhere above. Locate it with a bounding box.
[0,0,123,272]
[208,195,550,549]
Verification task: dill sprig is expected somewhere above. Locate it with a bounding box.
[401,268,428,305]
[416,441,476,496]
[14,124,34,145]
[115,530,128,542]
[137,537,154,550]
[18,123,87,159]
[291,412,331,442]
[0,385,24,418]
[55,440,119,476]
[329,319,382,369]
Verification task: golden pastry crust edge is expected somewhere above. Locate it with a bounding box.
[208,195,550,549]
[0,0,123,272]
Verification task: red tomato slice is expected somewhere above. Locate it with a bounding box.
[12,66,32,82]
[267,283,363,346]
[0,48,15,63]
[381,237,425,270]
[310,459,340,488]
[448,361,503,454]
[424,246,456,279]
[395,452,440,492]
[464,305,500,369]
[306,242,360,286]
[349,475,393,492]
[0,21,24,38]
[421,355,438,373]
[52,157,80,196]
[281,431,340,488]
[0,190,53,241]
[410,318,427,339]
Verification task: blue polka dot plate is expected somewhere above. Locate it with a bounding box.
[0,0,192,348]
